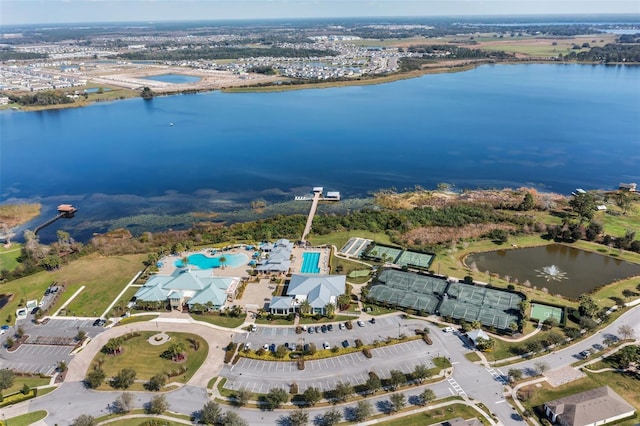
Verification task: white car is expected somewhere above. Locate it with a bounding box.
[338,323,345,330]
[442,327,454,333]
[251,325,257,332]
[323,342,330,350]
[262,343,269,350]
[357,320,365,327]
[244,342,251,351]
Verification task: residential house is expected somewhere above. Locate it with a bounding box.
[544,386,635,426]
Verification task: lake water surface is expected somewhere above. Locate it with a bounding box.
[465,244,640,299]
[1,64,639,240]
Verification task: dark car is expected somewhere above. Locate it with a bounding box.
[308,327,314,334]
[341,340,350,348]
[93,319,101,326]
[315,326,320,333]
[284,342,290,350]
[269,343,276,353]
[369,318,376,324]
[327,324,334,331]
[321,325,327,333]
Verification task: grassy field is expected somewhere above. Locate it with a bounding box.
[117,314,159,326]
[0,203,41,228]
[4,375,50,394]
[56,253,145,317]
[4,410,48,426]
[376,403,485,425]
[521,370,640,424]
[92,331,208,391]
[0,244,23,272]
[0,253,139,320]
[191,313,245,328]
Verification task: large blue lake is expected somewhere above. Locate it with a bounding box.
[1,64,639,240]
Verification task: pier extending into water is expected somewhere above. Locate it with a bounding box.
[298,187,339,243]
[33,204,77,235]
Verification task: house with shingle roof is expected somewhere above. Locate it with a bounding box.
[544,386,635,426]
[134,268,240,311]
[269,274,345,315]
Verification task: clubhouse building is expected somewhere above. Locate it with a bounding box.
[134,268,241,311]
[269,274,346,315]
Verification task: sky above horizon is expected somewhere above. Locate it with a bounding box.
[1,0,639,26]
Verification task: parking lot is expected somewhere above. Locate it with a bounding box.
[239,314,413,351]
[0,317,103,377]
[222,339,442,393]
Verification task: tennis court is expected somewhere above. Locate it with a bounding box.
[530,303,563,323]
[395,250,434,269]
[439,282,523,329]
[368,269,447,313]
[366,245,402,262]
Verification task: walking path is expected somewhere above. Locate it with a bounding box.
[52,286,85,317]
[100,270,142,319]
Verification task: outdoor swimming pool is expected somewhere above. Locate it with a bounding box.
[174,253,248,269]
[301,252,321,274]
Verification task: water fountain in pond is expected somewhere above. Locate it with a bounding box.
[535,264,568,282]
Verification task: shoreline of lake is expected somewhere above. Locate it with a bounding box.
[3,59,635,112]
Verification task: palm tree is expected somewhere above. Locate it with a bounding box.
[299,299,312,315]
[324,303,336,318]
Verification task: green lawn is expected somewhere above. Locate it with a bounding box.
[5,375,50,394]
[114,285,141,308]
[0,244,23,271]
[0,253,145,321]
[594,203,640,237]
[376,403,485,425]
[62,254,145,317]
[92,331,208,390]
[331,255,373,284]
[117,314,159,326]
[4,410,48,426]
[191,313,245,328]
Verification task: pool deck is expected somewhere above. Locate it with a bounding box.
[157,248,252,278]
[290,247,331,275]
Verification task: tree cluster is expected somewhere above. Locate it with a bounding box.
[117,46,337,61]
[5,91,74,106]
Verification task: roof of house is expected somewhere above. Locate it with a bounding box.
[256,260,291,273]
[287,274,345,308]
[187,284,227,307]
[545,386,635,426]
[135,268,236,307]
[270,296,294,310]
[467,329,490,345]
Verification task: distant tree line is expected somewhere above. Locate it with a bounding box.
[618,34,640,43]
[116,46,337,61]
[4,90,74,106]
[405,44,513,59]
[562,43,640,62]
[0,49,47,60]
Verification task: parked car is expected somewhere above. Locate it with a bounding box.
[578,350,591,359]
[284,342,290,350]
[321,325,327,333]
[262,343,269,350]
[327,324,334,331]
[251,324,257,332]
[338,323,345,330]
[269,343,276,353]
[244,342,251,351]
[308,327,314,334]
[323,342,330,349]
[357,320,365,327]
[442,327,454,333]
[369,318,376,324]
[341,340,350,348]
[315,326,321,333]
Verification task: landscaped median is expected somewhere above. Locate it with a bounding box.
[233,334,423,363]
[214,357,451,409]
[85,331,208,392]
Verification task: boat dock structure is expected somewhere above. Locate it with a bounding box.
[298,187,340,243]
[33,204,78,235]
